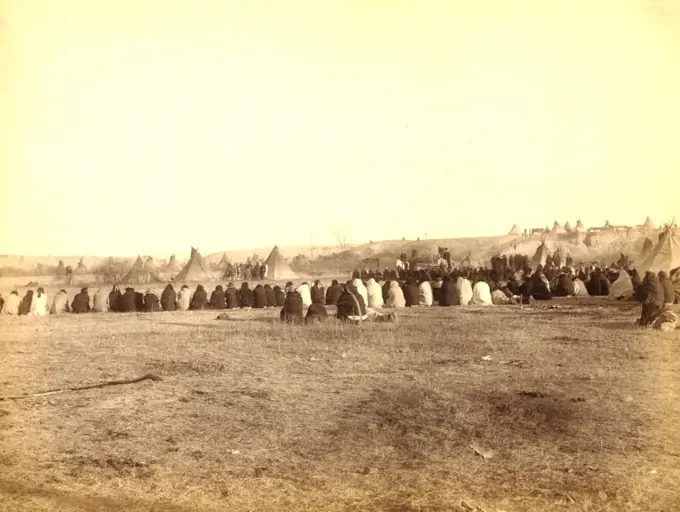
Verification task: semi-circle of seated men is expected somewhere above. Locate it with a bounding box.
[1,253,678,330]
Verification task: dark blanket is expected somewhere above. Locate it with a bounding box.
[305,303,328,324]
[280,291,304,324]
[253,285,267,308]
[134,292,144,311]
[71,291,91,314]
[121,289,137,312]
[553,274,575,297]
[144,293,161,312]
[264,285,277,307]
[325,284,342,306]
[403,282,419,307]
[336,289,367,321]
[161,286,177,311]
[587,273,610,296]
[274,288,286,306]
[225,288,240,309]
[109,290,123,312]
[530,276,552,301]
[439,278,459,306]
[190,286,209,310]
[18,292,33,316]
[210,287,226,310]
[239,285,254,308]
[311,285,325,305]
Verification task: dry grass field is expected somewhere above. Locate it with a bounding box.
[1,300,679,511]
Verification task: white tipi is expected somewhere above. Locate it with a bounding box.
[173,247,216,282]
[264,246,297,280]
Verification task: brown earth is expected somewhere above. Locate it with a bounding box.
[0,301,678,511]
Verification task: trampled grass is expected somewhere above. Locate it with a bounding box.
[0,302,678,511]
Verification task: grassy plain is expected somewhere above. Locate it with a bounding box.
[0,300,679,511]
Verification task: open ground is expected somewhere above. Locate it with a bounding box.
[1,301,679,511]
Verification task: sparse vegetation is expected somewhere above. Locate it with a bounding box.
[1,300,678,511]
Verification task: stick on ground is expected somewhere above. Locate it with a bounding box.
[0,373,162,401]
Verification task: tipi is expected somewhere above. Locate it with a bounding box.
[122,256,163,285]
[264,245,297,280]
[218,253,229,268]
[604,220,613,230]
[165,255,181,273]
[461,252,473,268]
[551,221,566,235]
[173,247,216,282]
[563,221,573,233]
[508,224,520,236]
[73,257,88,274]
[643,216,655,230]
[575,219,585,232]
[635,226,680,274]
[531,242,550,270]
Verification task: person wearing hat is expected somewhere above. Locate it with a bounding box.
[144,288,161,312]
[71,287,91,314]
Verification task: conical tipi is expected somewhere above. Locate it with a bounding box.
[575,219,585,231]
[173,247,216,282]
[461,252,473,268]
[122,256,163,285]
[643,216,655,230]
[531,242,550,270]
[551,221,566,235]
[508,224,520,236]
[635,226,680,274]
[218,253,229,268]
[604,220,613,230]
[563,221,573,232]
[73,257,88,274]
[264,245,297,280]
[165,254,181,273]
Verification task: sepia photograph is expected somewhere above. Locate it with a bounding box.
[0,0,679,510]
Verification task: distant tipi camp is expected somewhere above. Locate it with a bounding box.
[550,221,566,235]
[121,256,163,285]
[173,247,215,282]
[508,224,520,236]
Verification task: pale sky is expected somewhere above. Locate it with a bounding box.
[1,0,678,257]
